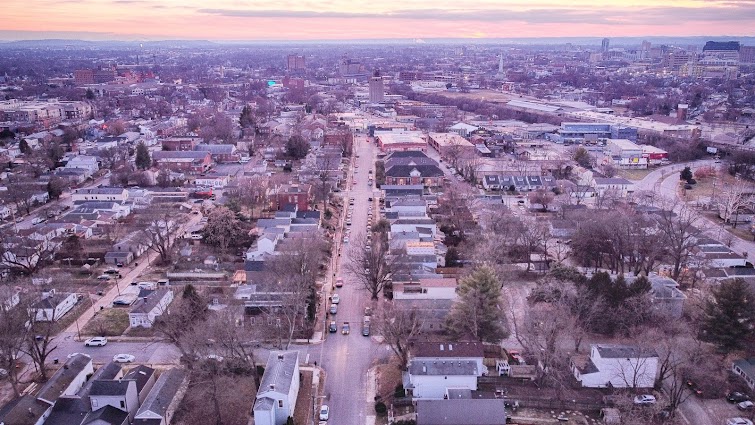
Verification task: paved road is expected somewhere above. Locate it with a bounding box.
[316,135,387,425]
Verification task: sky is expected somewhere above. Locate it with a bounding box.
[2,0,755,41]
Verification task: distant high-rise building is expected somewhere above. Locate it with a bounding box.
[702,41,741,62]
[339,55,366,77]
[369,70,384,103]
[601,38,610,53]
[286,54,306,71]
[740,46,755,63]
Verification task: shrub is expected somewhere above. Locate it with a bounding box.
[374,401,387,415]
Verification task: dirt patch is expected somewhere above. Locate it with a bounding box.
[293,369,315,425]
[173,369,256,425]
[617,168,654,181]
[375,360,403,401]
[81,308,129,336]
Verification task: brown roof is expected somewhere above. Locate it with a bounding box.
[413,341,484,358]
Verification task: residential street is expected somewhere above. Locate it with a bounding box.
[315,135,389,425]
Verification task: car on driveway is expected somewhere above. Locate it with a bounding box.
[113,354,135,363]
[85,337,108,347]
[726,418,753,425]
[319,405,330,421]
[96,274,112,281]
[633,395,656,405]
[738,401,754,411]
[331,294,340,304]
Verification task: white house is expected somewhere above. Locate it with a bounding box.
[28,290,78,322]
[593,177,634,198]
[404,342,484,399]
[571,344,659,389]
[36,353,94,405]
[72,187,129,203]
[134,368,188,425]
[89,379,139,420]
[65,155,100,175]
[253,351,301,425]
[245,232,280,261]
[128,288,174,328]
[194,174,230,189]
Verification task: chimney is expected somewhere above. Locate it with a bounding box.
[278,354,284,361]
[270,384,275,390]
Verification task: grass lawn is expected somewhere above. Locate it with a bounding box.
[81,308,129,336]
[617,168,654,181]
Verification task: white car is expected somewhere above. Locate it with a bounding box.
[319,405,330,421]
[727,419,754,425]
[633,394,656,405]
[113,354,135,363]
[331,294,340,304]
[84,337,108,347]
[738,401,755,411]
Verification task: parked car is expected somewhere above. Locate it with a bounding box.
[96,274,112,281]
[728,392,752,403]
[738,401,754,411]
[726,418,753,425]
[113,354,135,363]
[84,337,108,347]
[328,321,337,333]
[335,278,343,288]
[329,304,338,315]
[633,395,657,405]
[331,294,340,304]
[319,405,330,421]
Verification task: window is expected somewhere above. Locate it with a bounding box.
[278,400,283,408]
[120,401,125,409]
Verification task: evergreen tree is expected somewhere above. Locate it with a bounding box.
[85,89,95,100]
[18,139,31,154]
[135,141,151,170]
[446,265,508,342]
[680,166,693,181]
[239,105,255,128]
[701,278,755,352]
[285,135,310,159]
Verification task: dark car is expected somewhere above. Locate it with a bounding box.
[328,321,337,333]
[728,392,751,403]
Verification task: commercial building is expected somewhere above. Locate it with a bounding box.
[375,131,427,153]
[369,70,385,103]
[286,54,305,71]
[557,122,638,143]
[606,139,647,168]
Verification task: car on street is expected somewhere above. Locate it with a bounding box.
[113,354,135,363]
[319,405,330,421]
[328,321,337,333]
[335,278,343,288]
[728,392,752,403]
[342,236,349,244]
[329,304,338,315]
[341,322,350,335]
[331,294,340,304]
[738,401,754,411]
[362,319,370,336]
[84,337,108,347]
[726,418,753,425]
[633,395,656,405]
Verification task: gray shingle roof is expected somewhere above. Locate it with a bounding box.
[408,360,478,376]
[135,369,187,420]
[595,344,657,359]
[257,351,299,396]
[37,354,92,404]
[416,399,507,425]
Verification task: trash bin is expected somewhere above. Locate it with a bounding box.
[53,358,59,365]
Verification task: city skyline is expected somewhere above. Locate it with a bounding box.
[3,0,755,41]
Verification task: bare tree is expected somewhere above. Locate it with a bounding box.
[0,229,58,275]
[21,296,60,381]
[715,178,750,225]
[375,303,423,370]
[655,202,702,281]
[264,236,326,348]
[139,210,184,264]
[203,207,244,252]
[345,234,393,300]
[527,188,554,212]
[0,286,28,396]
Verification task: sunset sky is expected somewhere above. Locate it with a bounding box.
[2,0,755,41]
